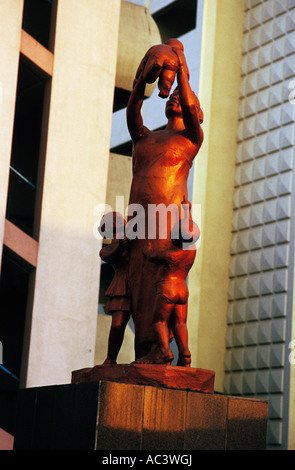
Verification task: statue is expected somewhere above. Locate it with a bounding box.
[100,39,203,366]
[133,38,190,99]
[138,200,200,367]
[98,212,131,365]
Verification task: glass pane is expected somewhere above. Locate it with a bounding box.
[6,58,48,237]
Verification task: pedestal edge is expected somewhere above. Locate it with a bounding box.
[71,363,215,393]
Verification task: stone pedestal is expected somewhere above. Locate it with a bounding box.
[13,364,268,450]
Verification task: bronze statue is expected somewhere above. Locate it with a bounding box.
[98,212,131,365]
[133,39,190,99]
[100,39,203,366]
[138,200,200,366]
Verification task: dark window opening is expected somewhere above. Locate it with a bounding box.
[111,141,133,157]
[113,87,149,113]
[113,88,132,112]
[152,0,197,42]
[22,0,56,51]
[0,248,32,434]
[6,57,50,238]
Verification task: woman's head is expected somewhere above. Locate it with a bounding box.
[166,87,204,123]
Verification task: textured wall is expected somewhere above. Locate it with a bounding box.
[225,0,295,450]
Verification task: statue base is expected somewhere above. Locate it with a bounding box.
[71,363,215,393]
[13,379,268,450]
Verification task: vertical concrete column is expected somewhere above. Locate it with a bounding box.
[0,0,24,268]
[25,0,121,387]
[188,0,244,391]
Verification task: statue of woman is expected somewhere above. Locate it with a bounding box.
[126,43,204,362]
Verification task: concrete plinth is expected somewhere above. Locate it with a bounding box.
[13,376,268,450]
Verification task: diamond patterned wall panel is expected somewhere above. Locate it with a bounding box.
[226,0,295,449]
[260,294,272,318]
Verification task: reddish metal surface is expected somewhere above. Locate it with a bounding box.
[100,41,204,367]
[72,364,215,393]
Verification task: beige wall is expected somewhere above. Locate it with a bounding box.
[106,153,133,215]
[95,314,135,365]
[116,0,161,96]
[0,0,24,268]
[24,0,121,387]
[188,0,244,392]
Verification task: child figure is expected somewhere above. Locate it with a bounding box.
[138,200,200,366]
[133,38,189,98]
[98,212,131,365]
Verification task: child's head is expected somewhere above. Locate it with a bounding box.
[98,212,126,239]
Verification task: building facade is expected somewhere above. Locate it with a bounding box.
[0,0,121,448]
[0,0,294,450]
[224,0,295,450]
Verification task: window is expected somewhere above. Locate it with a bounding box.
[152,0,197,42]
[6,57,50,238]
[113,88,132,112]
[22,0,56,51]
[0,0,58,438]
[0,249,33,433]
[111,140,133,157]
